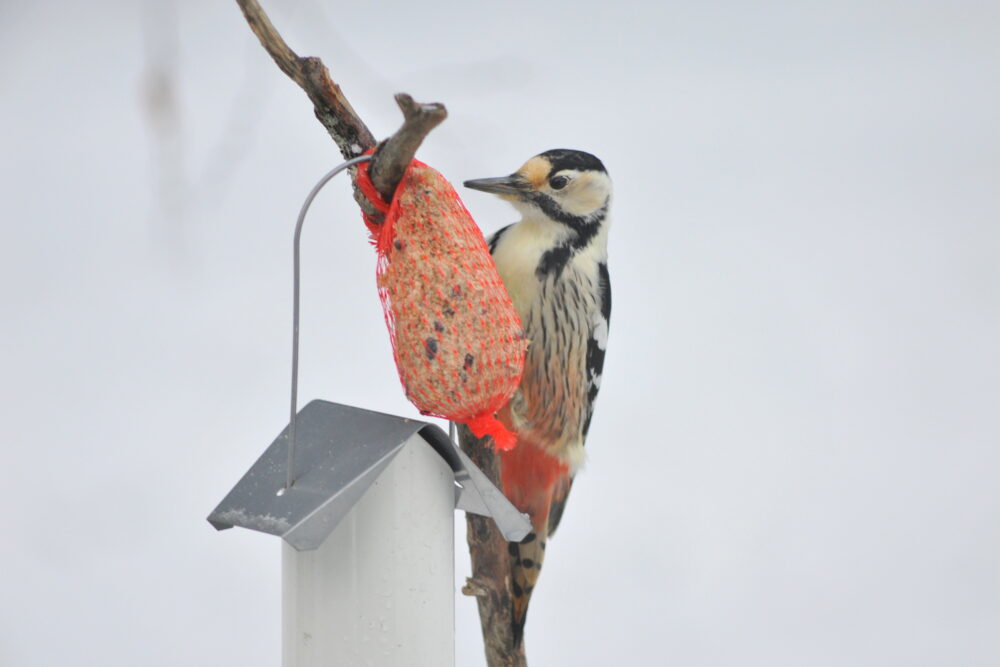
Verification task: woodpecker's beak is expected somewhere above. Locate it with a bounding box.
[463,174,530,196]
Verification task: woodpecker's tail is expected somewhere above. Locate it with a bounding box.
[500,442,574,647]
[510,527,547,646]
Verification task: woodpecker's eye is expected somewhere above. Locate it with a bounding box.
[549,175,569,190]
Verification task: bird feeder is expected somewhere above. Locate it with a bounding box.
[208,400,530,666]
[207,156,530,667]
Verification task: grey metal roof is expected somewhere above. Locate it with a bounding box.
[208,400,531,550]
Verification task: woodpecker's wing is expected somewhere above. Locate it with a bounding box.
[582,261,611,438]
[546,476,573,536]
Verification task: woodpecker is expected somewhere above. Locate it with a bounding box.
[464,148,612,647]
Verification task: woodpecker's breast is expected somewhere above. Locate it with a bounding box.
[489,218,609,470]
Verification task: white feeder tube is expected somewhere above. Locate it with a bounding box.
[282,435,456,667]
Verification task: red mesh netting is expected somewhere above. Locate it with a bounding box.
[355,154,526,450]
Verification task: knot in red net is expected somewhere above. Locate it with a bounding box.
[355,153,526,451]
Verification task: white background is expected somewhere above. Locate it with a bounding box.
[2,1,999,665]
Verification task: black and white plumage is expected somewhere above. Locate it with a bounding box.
[466,148,611,471]
[463,148,611,648]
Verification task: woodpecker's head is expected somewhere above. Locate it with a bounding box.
[464,149,611,227]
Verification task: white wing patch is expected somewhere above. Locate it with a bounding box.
[592,314,608,351]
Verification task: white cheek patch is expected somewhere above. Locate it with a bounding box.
[560,171,611,218]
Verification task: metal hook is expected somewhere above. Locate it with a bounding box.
[286,154,374,492]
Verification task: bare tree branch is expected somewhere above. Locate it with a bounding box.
[236,0,374,156]
[235,0,445,215]
[369,93,447,200]
[460,426,527,667]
